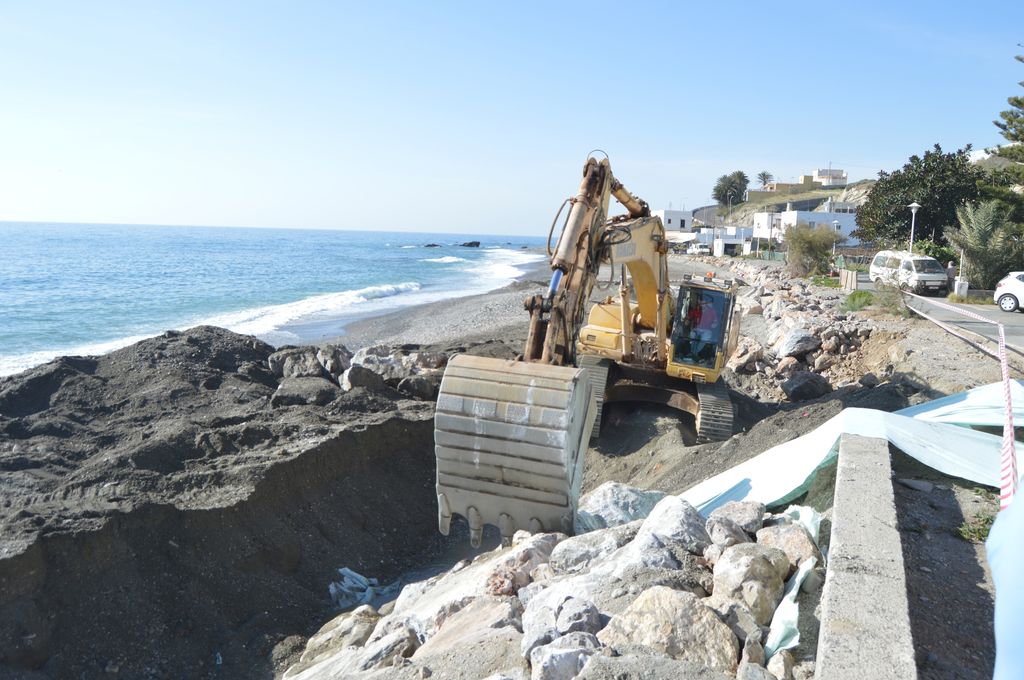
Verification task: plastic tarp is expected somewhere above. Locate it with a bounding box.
[897,379,1024,427]
[987,494,1024,680]
[680,405,1019,516]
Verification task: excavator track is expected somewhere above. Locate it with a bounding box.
[695,381,734,443]
[434,354,597,546]
[576,355,611,442]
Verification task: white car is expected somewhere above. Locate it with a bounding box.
[687,244,711,256]
[868,250,948,295]
[994,272,1024,312]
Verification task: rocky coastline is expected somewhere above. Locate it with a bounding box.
[0,255,1001,679]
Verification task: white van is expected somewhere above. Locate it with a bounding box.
[869,250,948,295]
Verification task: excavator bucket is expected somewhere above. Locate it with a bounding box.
[434,354,597,546]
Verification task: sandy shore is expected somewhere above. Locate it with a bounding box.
[334,261,551,349]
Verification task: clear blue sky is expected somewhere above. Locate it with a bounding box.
[1,1,1021,235]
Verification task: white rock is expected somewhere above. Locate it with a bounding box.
[597,586,738,674]
[574,482,666,534]
[549,521,640,574]
[712,543,787,625]
[529,632,601,680]
[767,649,795,680]
[707,516,751,548]
[708,501,766,535]
[635,495,711,556]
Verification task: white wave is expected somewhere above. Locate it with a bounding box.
[0,281,424,377]
[0,334,155,377]
[400,245,417,249]
[203,282,422,337]
[465,248,547,291]
[422,256,467,264]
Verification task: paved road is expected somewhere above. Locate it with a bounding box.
[856,272,1024,354]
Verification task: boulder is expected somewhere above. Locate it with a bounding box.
[380,532,564,643]
[555,597,602,636]
[287,605,381,676]
[775,356,800,376]
[737,662,777,680]
[634,495,711,556]
[705,595,765,643]
[397,374,440,400]
[576,654,733,679]
[549,521,641,574]
[528,632,601,680]
[859,372,880,388]
[754,524,822,576]
[574,482,666,534]
[268,347,326,379]
[342,365,387,392]
[712,544,788,625]
[741,636,765,666]
[767,650,795,680]
[775,328,821,358]
[412,596,522,660]
[413,625,526,680]
[780,371,832,401]
[597,586,738,673]
[746,304,764,315]
[403,351,448,370]
[703,543,724,567]
[812,354,832,372]
[271,377,340,407]
[460,241,481,247]
[708,501,765,535]
[706,516,751,549]
[316,344,353,380]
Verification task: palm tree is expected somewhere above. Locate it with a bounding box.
[945,200,1011,289]
[757,171,774,189]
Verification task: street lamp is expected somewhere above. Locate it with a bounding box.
[908,202,921,251]
[832,220,840,256]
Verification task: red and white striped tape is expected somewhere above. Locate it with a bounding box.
[904,292,1018,508]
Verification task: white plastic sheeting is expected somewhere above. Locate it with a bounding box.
[897,379,1024,427]
[680,405,1019,515]
[987,495,1024,680]
[328,567,400,610]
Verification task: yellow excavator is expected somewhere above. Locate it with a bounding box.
[435,155,739,545]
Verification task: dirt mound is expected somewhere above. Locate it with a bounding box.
[0,327,456,679]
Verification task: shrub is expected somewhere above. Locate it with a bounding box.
[913,240,957,265]
[810,275,840,288]
[842,290,874,311]
[784,223,846,277]
[874,283,911,317]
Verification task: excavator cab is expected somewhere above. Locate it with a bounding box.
[671,286,728,368]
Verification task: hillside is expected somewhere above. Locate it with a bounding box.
[696,180,875,227]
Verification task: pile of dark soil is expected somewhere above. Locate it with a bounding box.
[0,327,453,679]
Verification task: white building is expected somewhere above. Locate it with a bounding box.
[752,203,859,246]
[812,168,849,187]
[652,209,691,233]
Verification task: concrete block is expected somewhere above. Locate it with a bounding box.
[814,434,917,680]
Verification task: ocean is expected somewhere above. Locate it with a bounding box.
[0,223,547,376]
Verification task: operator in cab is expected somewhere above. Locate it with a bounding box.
[673,288,724,367]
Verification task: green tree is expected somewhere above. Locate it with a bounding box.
[854,144,986,247]
[945,201,1015,289]
[993,54,1024,162]
[987,53,1024,223]
[784,223,846,276]
[757,171,774,188]
[713,171,749,206]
